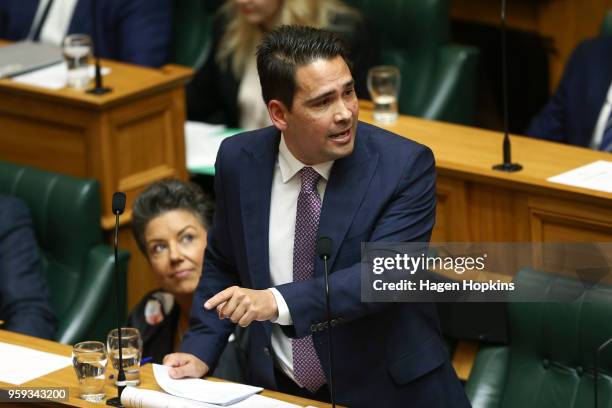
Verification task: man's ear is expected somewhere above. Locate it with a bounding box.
[268,99,289,131]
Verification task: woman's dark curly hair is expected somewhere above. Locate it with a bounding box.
[131,179,213,254]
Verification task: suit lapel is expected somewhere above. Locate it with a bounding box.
[317,126,379,275]
[239,129,280,290]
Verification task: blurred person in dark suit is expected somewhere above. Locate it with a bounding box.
[526,36,612,151]
[0,0,172,67]
[0,195,56,339]
[186,0,379,130]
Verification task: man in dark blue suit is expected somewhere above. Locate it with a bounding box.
[0,195,56,339]
[526,36,612,150]
[164,26,469,407]
[0,0,171,67]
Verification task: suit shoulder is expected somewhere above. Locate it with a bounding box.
[570,37,612,66]
[0,195,32,235]
[0,195,29,218]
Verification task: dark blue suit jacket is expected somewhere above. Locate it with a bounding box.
[526,37,612,147]
[182,122,470,407]
[0,195,56,339]
[0,0,172,67]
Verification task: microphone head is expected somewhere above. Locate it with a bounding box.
[316,237,332,259]
[112,192,126,215]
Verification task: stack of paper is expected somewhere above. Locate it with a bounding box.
[121,387,305,408]
[153,364,262,406]
[547,160,612,193]
[11,63,111,90]
[0,342,71,385]
[184,121,242,174]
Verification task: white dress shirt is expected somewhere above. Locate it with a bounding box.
[267,135,333,385]
[31,0,79,46]
[590,79,612,149]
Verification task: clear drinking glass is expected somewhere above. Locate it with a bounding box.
[367,65,401,124]
[72,341,107,402]
[107,328,143,386]
[62,34,92,89]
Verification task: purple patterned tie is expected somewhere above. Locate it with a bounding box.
[292,167,327,392]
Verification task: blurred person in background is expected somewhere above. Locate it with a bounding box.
[0,0,172,67]
[0,195,56,340]
[186,0,379,129]
[526,36,612,151]
[127,179,245,381]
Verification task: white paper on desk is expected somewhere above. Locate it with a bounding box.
[121,388,303,408]
[11,62,111,90]
[0,342,71,385]
[184,121,227,169]
[121,387,219,408]
[230,394,303,407]
[153,364,263,406]
[547,160,612,193]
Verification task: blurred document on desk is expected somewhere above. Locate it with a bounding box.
[153,364,262,406]
[11,63,110,90]
[185,122,242,174]
[548,160,612,193]
[122,387,303,408]
[0,342,71,385]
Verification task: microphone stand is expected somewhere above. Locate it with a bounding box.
[86,0,111,95]
[107,192,126,407]
[492,0,522,172]
[594,337,612,408]
[318,237,336,408]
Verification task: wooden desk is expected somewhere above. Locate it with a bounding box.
[0,45,192,308]
[360,106,612,243]
[0,330,332,407]
[361,106,612,379]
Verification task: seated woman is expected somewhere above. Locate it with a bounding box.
[186,0,380,129]
[127,179,245,380]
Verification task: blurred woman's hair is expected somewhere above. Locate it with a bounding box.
[131,179,213,254]
[217,0,358,77]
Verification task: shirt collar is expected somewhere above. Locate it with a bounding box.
[278,134,334,183]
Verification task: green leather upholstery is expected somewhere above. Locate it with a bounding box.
[466,269,612,408]
[345,0,479,124]
[0,161,129,345]
[601,10,612,36]
[172,0,215,69]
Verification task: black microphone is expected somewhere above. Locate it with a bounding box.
[594,337,612,408]
[316,237,336,408]
[107,192,126,407]
[492,0,522,173]
[87,0,111,95]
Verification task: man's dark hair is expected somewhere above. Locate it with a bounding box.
[131,179,213,255]
[256,25,351,110]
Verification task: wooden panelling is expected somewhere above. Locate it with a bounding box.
[433,177,471,242]
[0,113,88,176]
[529,196,612,242]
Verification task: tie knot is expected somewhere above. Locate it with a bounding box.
[299,167,320,192]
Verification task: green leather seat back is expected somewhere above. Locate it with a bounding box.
[347,0,447,113]
[0,160,127,344]
[345,0,478,124]
[0,161,102,319]
[172,0,215,69]
[467,269,612,408]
